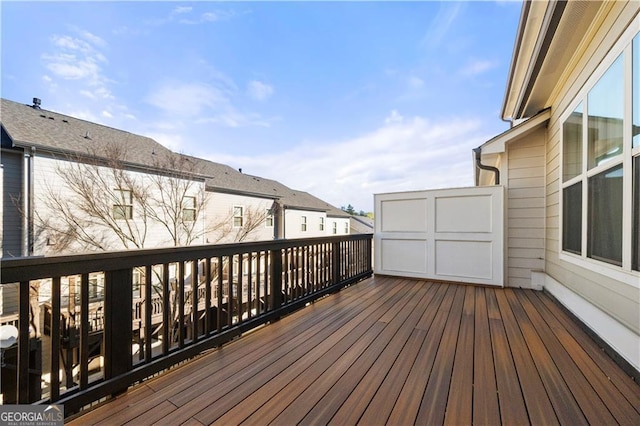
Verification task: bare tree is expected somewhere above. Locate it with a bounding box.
[29,143,273,349]
[33,145,211,254]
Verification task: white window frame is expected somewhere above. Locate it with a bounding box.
[332,222,337,235]
[559,19,640,288]
[265,209,274,228]
[233,205,244,228]
[344,222,349,234]
[183,196,196,222]
[113,188,133,220]
[301,216,307,232]
[319,217,325,231]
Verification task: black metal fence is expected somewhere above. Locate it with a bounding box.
[0,234,372,414]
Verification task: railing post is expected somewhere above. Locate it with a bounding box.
[104,268,132,391]
[270,249,283,312]
[332,240,341,284]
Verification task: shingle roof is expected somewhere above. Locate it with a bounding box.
[1,98,175,169]
[1,98,347,215]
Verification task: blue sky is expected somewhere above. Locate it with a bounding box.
[1,1,522,212]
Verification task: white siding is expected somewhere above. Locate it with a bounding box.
[1,149,23,257]
[32,156,208,254]
[506,127,546,288]
[544,2,640,337]
[205,192,275,243]
[284,209,327,239]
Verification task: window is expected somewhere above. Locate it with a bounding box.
[344,223,349,234]
[319,217,324,231]
[633,156,640,271]
[233,206,244,227]
[265,209,274,227]
[183,196,196,221]
[587,55,623,169]
[634,34,640,270]
[561,26,640,275]
[562,182,582,255]
[634,34,639,149]
[332,222,337,235]
[113,189,133,220]
[588,165,623,265]
[563,104,583,182]
[301,216,307,232]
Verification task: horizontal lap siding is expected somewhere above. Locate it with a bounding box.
[506,128,546,288]
[545,2,640,334]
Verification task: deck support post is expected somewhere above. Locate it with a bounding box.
[104,268,133,394]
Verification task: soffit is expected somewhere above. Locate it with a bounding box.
[503,1,603,121]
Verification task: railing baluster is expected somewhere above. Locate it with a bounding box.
[178,261,185,348]
[144,265,152,363]
[204,258,211,336]
[17,281,30,403]
[192,260,199,342]
[247,252,253,320]
[50,276,61,401]
[217,257,223,333]
[162,263,170,355]
[238,254,243,323]
[79,273,89,389]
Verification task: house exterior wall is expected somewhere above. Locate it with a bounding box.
[204,192,275,243]
[328,217,350,237]
[283,209,327,239]
[1,148,24,258]
[542,3,639,368]
[506,127,546,288]
[31,155,208,254]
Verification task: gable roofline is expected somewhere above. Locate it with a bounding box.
[480,107,550,155]
[501,0,566,122]
[1,97,346,216]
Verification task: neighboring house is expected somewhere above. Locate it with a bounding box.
[473,1,639,372]
[350,215,374,234]
[0,97,349,317]
[0,98,349,256]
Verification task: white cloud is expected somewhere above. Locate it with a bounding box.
[407,76,424,89]
[384,110,403,124]
[421,2,464,50]
[247,80,274,101]
[146,82,230,117]
[102,110,113,118]
[460,59,497,77]
[204,114,490,212]
[147,79,274,128]
[172,6,192,15]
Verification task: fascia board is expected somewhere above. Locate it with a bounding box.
[481,108,550,154]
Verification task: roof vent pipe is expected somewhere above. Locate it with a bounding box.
[472,147,500,185]
[31,98,41,109]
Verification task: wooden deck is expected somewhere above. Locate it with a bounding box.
[69,276,640,425]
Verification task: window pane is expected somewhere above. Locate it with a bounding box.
[588,165,623,266]
[588,55,623,169]
[634,34,639,148]
[563,182,582,255]
[634,156,640,271]
[563,104,583,182]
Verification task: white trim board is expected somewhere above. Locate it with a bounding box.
[538,271,640,372]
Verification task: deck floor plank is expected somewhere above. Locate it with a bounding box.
[504,289,588,425]
[485,288,529,425]
[443,285,475,425]
[209,280,422,425]
[515,290,616,424]
[67,277,640,426]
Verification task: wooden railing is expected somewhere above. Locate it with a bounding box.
[0,234,372,414]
